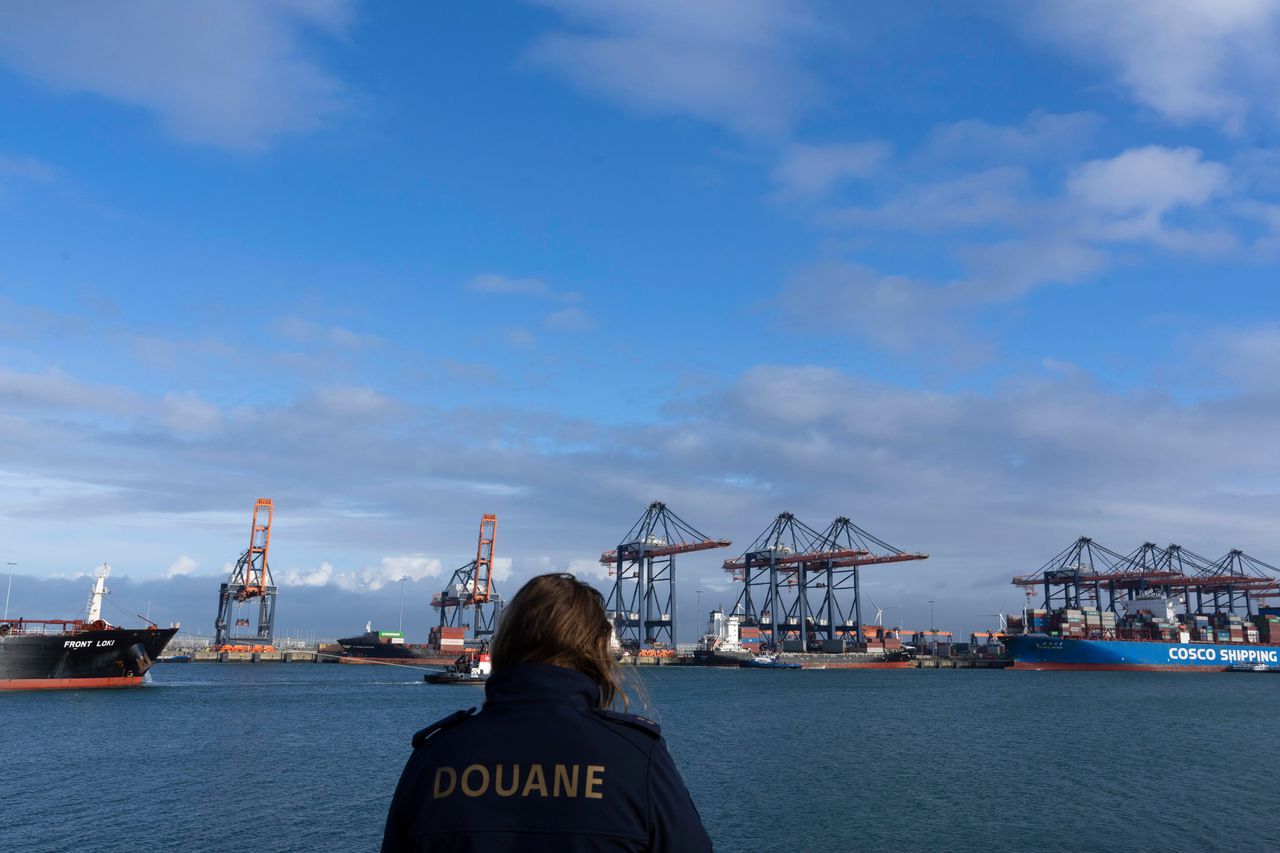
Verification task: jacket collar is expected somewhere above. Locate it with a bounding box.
[484,663,601,709]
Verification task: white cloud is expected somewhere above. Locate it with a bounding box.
[1067,146,1234,248]
[957,239,1108,303]
[278,555,444,592]
[274,316,382,350]
[0,367,137,417]
[503,326,536,348]
[920,110,1103,165]
[525,0,822,137]
[806,143,1242,351]
[1067,146,1229,217]
[824,166,1032,232]
[162,392,223,436]
[308,386,398,418]
[778,262,956,354]
[544,306,597,333]
[1196,324,1280,391]
[466,273,582,305]
[566,557,611,581]
[467,273,553,297]
[0,1,353,150]
[773,141,891,198]
[341,555,443,592]
[279,562,335,587]
[491,557,514,583]
[165,555,199,578]
[0,152,60,182]
[1016,0,1280,133]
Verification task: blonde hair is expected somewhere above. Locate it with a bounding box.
[491,573,624,709]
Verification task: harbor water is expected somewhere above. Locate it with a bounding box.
[3,664,1274,852]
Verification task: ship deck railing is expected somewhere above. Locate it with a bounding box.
[0,619,86,636]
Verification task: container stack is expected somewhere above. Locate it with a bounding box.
[1255,613,1280,642]
[1100,610,1117,637]
[432,626,466,653]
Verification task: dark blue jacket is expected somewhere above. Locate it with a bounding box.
[381,663,712,852]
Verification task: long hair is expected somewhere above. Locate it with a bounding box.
[491,572,624,709]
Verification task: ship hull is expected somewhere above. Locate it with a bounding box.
[809,659,914,670]
[336,634,457,665]
[683,649,753,667]
[0,627,178,690]
[1002,635,1280,671]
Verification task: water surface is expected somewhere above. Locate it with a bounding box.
[2,664,1271,851]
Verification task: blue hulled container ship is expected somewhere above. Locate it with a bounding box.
[1002,536,1280,672]
[1000,635,1280,671]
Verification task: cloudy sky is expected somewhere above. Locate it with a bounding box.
[2,1,1279,640]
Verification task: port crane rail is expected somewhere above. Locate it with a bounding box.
[602,501,730,652]
[1012,536,1280,617]
[432,514,503,639]
[214,498,278,650]
[727,513,928,651]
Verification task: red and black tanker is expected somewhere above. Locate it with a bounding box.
[0,566,177,691]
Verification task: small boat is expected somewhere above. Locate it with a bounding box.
[156,654,192,663]
[425,651,491,684]
[739,655,801,669]
[1226,663,1280,673]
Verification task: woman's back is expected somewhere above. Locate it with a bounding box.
[381,663,710,851]
[382,573,712,852]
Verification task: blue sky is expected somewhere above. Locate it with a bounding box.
[3,1,1280,639]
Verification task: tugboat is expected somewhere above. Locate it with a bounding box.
[425,646,491,685]
[0,565,178,690]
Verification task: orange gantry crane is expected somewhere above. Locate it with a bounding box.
[431,514,503,643]
[214,498,278,651]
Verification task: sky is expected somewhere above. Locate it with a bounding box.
[3,1,1280,641]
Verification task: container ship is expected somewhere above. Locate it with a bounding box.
[0,566,177,690]
[1001,538,1280,672]
[335,623,461,665]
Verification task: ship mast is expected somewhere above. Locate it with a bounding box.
[85,563,110,625]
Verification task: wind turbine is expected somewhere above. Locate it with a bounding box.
[979,609,1009,632]
[868,598,886,627]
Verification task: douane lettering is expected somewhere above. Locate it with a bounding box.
[522,764,548,797]
[494,764,520,797]
[429,764,608,800]
[585,765,605,799]
[433,767,457,799]
[461,765,490,797]
[553,764,578,798]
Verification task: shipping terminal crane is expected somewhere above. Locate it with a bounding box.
[214,498,278,651]
[431,514,502,648]
[602,501,731,654]
[725,512,928,652]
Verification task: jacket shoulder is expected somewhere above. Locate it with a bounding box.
[410,707,477,748]
[592,708,662,738]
